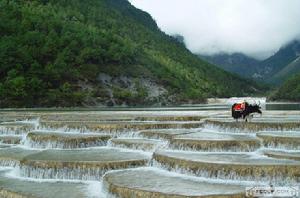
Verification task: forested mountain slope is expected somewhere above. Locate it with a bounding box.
[271,56,300,85]
[200,41,300,84]
[0,0,263,107]
[270,73,300,101]
[262,41,300,82]
[200,53,260,79]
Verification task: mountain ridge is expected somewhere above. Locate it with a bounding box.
[200,53,260,79]
[0,0,263,107]
[199,40,300,84]
[270,56,300,85]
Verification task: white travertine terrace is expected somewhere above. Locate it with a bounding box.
[0,106,299,197]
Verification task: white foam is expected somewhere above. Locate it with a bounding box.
[151,160,297,185]
[87,180,115,198]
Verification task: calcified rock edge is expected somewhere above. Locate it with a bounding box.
[0,109,300,197]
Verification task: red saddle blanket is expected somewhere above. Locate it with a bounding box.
[233,103,245,111]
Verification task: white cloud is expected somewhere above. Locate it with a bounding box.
[129,0,300,59]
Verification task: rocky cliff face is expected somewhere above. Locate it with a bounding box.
[86,73,170,106]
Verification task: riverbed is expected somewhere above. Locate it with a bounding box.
[0,104,300,197]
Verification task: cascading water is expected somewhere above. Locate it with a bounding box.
[0,107,300,197]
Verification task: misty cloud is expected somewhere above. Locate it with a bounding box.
[129,0,300,60]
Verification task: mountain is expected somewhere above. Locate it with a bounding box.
[270,56,300,85]
[0,0,263,107]
[270,73,300,101]
[261,40,300,81]
[269,41,300,100]
[200,53,260,79]
[199,41,300,84]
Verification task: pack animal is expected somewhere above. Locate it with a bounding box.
[231,102,262,122]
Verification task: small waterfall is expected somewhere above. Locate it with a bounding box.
[263,142,300,150]
[106,130,141,139]
[18,118,40,130]
[0,126,25,135]
[169,143,259,152]
[89,180,117,198]
[20,131,112,149]
[36,125,88,133]
[0,123,35,135]
[134,116,204,122]
[19,162,147,181]
[108,138,168,152]
[150,160,298,185]
[205,120,300,132]
[203,123,253,133]
[38,121,203,134]
[22,138,108,149]
[0,159,19,167]
[256,131,300,151]
[20,165,108,180]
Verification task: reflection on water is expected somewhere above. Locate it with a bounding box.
[266,103,300,110]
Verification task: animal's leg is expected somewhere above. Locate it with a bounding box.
[249,114,254,122]
[245,115,248,122]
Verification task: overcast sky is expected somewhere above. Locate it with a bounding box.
[129,0,300,60]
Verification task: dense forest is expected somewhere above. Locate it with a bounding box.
[0,0,264,107]
[270,73,300,101]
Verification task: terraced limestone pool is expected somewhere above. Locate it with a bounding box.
[0,105,300,197]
